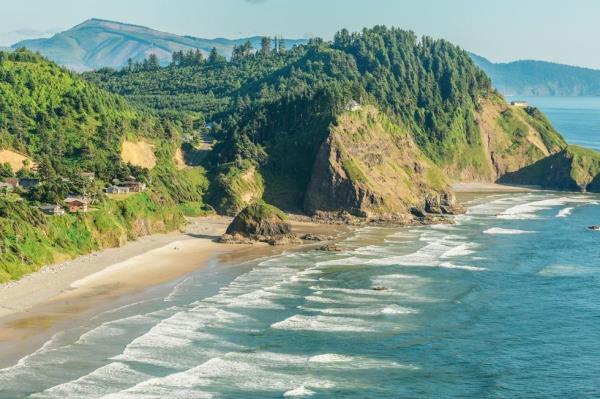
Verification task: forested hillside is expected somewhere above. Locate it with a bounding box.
[471,53,600,96]
[0,49,209,282]
[3,26,599,282]
[88,26,570,215]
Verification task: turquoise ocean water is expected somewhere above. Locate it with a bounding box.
[0,98,599,398]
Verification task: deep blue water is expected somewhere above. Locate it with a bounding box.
[0,192,599,398]
[506,96,600,151]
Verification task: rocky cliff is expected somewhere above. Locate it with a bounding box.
[304,106,459,221]
[499,145,600,192]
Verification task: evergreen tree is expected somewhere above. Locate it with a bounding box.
[148,53,160,70]
[208,47,220,63]
[260,36,272,56]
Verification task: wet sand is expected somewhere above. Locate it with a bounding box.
[452,182,539,193]
[0,216,344,367]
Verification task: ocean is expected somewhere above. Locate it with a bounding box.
[1,98,599,398]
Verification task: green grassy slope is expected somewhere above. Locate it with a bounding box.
[0,49,210,282]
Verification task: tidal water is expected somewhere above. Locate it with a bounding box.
[0,191,599,398]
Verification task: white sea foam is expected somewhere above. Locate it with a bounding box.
[309,354,354,363]
[441,243,478,258]
[271,315,375,332]
[483,227,534,235]
[381,304,419,315]
[556,207,574,218]
[438,262,486,271]
[498,196,595,220]
[30,362,150,399]
[537,264,588,277]
[284,386,316,397]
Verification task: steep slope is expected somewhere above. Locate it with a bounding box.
[13,19,307,71]
[0,49,210,282]
[304,106,451,219]
[464,94,565,181]
[499,145,600,192]
[470,53,600,96]
[87,26,598,217]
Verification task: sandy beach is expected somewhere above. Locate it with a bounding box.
[452,182,539,193]
[0,215,343,366]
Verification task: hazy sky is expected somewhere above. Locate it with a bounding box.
[2,0,599,68]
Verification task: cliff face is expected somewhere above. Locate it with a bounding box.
[303,99,579,220]
[440,95,566,183]
[304,106,452,219]
[499,145,600,192]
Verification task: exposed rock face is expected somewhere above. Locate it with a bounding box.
[304,106,451,221]
[456,96,565,182]
[303,97,575,223]
[499,146,600,192]
[220,202,300,245]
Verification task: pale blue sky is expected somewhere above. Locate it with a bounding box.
[2,0,599,68]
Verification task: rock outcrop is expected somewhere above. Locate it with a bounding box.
[220,202,300,245]
[304,106,451,222]
[499,145,600,192]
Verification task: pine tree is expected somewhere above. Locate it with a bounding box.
[208,47,220,63]
[260,36,272,56]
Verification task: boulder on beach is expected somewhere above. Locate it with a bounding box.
[220,201,300,245]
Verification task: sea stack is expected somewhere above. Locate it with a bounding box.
[220,202,300,245]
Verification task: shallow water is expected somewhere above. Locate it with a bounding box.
[1,191,599,398]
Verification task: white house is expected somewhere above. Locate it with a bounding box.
[106,185,130,194]
[510,101,529,107]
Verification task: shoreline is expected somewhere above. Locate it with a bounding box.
[0,215,345,367]
[452,182,539,193]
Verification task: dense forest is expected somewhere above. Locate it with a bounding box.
[471,53,600,96]
[0,49,210,281]
[87,26,497,210]
[2,26,597,282]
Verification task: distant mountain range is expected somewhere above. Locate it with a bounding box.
[470,53,600,96]
[11,18,307,72]
[8,18,600,96]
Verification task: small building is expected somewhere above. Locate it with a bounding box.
[64,197,89,213]
[105,185,130,194]
[19,178,40,190]
[511,101,529,107]
[345,100,362,112]
[40,204,66,216]
[120,181,147,193]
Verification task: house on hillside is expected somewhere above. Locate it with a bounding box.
[64,197,89,213]
[120,181,146,193]
[40,204,66,216]
[510,101,529,107]
[105,185,130,194]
